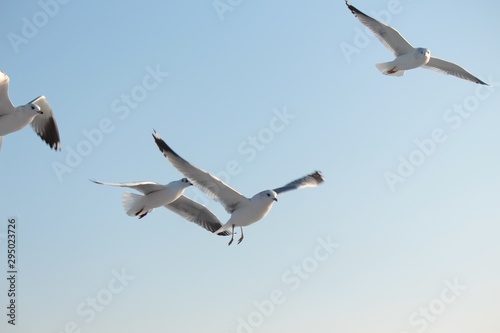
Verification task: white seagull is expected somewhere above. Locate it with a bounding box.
[90,179,230,235]
[345,1,487,85]
[152,131,325,245]
[0,71,61,151]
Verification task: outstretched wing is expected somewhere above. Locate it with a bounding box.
[423,57,487,85]
[90,179,165,195]
[165,195,230,236]
[29,96,61,150]
[273,171,325,195]
[345,1,414,56]
[0,71,15,115]
[152,131,247,213]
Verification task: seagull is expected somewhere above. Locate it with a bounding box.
[345,1,487,85]
[90,179,230,235]
[152,131,325,245]
[0,71,61,151]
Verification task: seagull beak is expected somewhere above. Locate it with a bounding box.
[273,198,278,202]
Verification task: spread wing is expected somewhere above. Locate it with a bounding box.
[90,179,165,195]
[153,131,248,213]
[273,171,325,195]
[0,71,15,115]
[29,96,61,150]
[423,57,487,85]
[345,1,414,56]
[165,195,230,235]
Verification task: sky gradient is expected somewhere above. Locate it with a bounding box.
[1,1,500,332]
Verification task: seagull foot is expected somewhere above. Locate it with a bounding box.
[228,238,234,246]
[387,67,398,74]
[136,208,148,219]
[237,226,244,244]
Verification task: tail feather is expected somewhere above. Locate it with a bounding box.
[375,62,405,77]
[122,192,143,216]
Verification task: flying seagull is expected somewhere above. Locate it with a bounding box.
[0,71,61,151]
[345,1,487,85]
[90,179,230,235]
[152,131,325,245]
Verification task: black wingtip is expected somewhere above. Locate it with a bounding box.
[152,131,182,159]
[345,0,359,15]
[41,116,61,151]
[311,171,325,185]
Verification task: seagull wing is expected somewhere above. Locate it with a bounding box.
[165,195,230,235]
[423,57,487,85]
[273,171,325,195]
[90,179,166,195]
[153,131,247,213]
[0,71,15,115]
[28,96,61,150]
[346,1,414,56]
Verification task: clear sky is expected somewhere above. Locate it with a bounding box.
[1,0,500,332]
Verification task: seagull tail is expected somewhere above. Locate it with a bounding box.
[375,62,405,77]
[122,192,144,216]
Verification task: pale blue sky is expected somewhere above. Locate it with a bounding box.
[1,1,500,332]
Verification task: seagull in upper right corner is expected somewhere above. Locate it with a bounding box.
[0,71,61,151]
[345,1,488,85]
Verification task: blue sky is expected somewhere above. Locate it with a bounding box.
[1,0,500,332]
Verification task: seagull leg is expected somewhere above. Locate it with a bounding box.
[387,66,397,74]
[228,224,235,246]
[136,208,148,219]
[237,227,244,245]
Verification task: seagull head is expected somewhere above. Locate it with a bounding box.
[180,178,193,186]
[416,48,431,60]
[255,190,278,203]
[22,103,42,116]
[167,178,193,189]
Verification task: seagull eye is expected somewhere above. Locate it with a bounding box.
[266,193,270,197]
[31,105,35,110]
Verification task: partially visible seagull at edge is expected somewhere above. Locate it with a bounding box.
[0,71,61,151]
[90,178,231,236]
[345,1,487,85]
[152,130,325,246]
